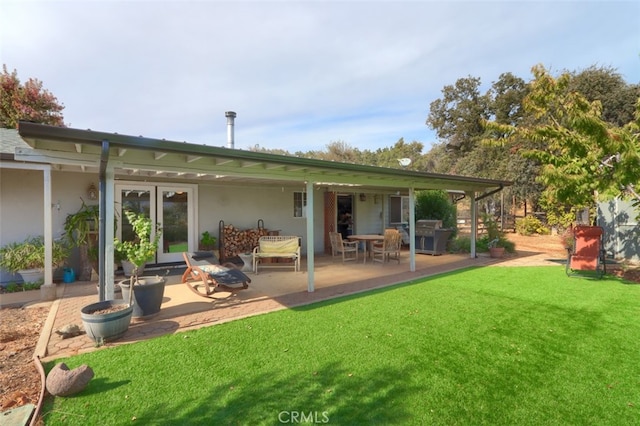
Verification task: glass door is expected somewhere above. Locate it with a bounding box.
[157,186,194,263]
[115,183,196,264]
[116,183,156,259]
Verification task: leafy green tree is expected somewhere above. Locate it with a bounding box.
[0,65,65,128]
[484,64,640,220]
[426,76,490,153]
[567,65,640,127]
[367,138,427,170]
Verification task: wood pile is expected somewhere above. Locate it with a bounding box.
[222,224,269,259]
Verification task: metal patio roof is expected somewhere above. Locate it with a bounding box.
[15,122,511,195]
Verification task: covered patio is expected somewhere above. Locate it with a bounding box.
[15,121,511,301]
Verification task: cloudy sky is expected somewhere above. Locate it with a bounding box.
[2,1,638,153]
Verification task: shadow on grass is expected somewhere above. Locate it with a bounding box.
[131,361,416,425]
[82,377,131,394]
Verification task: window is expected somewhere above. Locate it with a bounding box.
[293,192,307,218]
[389,195,410,224]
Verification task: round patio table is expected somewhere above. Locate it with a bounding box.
[347,235,384,264]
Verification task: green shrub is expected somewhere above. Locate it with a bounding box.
[0,236,69,273]
[415,190,457,233]
[516,215,550,236]
[478,235,515,253]
[449,236,471,253]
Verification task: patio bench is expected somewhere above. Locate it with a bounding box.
[252,236,301,273]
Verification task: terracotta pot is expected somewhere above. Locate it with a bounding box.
[489,247,505,258]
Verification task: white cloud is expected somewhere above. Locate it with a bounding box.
[2,0,638,153]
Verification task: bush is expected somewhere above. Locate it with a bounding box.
[0,236,69,273]
[449,236,471,253]
[480,213,516,253]
[516,215,550,236]
[415,190,457,234]
[477,235,516,253]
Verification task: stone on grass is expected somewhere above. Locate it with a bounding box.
[46,363,94,397]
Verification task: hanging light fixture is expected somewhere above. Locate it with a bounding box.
[87,183,98,200]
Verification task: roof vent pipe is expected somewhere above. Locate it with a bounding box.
[225,111,236,149]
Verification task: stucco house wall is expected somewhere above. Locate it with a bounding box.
[0,166,386,283]
[0,168,99,282]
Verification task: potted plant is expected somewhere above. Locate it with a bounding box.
[64,200,99,281]
[488,238,506,258]
[199,231,217,251]
[0,236,69,283]
[115,210,165,318]
[482,213,514,258]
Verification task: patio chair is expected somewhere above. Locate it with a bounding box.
[181,251,251,298]
[565,225,606,279]
[329,231,359,262]
[371,230,402,264]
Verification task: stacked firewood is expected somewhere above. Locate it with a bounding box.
[222,224,269,258]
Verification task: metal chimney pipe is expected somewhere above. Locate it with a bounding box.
[225,111,236,149]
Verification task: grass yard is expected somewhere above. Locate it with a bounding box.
[42,266,640,425]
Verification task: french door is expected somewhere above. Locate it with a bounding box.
[116,183,196,263]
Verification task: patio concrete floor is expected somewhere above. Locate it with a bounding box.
[5,249,564,362]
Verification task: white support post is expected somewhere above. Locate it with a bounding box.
[306,181,315,292]
[468,191,477,259]
[41,166,57,301]
[408,187,416,272]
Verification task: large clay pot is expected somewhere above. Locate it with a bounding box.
[81,300,133,344]
[118,276,166,318]
[489,247,505,258]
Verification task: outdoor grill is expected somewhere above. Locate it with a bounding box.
[415,220,442,237]
[414,220,451,255]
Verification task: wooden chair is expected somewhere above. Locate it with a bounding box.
[371,230,402,264]
[181,251,251,298]
[566,226,606,278]
[329,232,359,262]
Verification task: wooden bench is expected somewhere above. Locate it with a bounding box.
[252,236,301,273]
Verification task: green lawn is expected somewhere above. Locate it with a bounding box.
[42,266,640,425]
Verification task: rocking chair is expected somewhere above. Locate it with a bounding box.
[565,225,606,279]
[182,251,251,298]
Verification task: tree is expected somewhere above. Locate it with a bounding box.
[567,65,640,127]
[426,76,490,152]
[367,138,427,170]
[0,65,65,128]
[484,64,640,220]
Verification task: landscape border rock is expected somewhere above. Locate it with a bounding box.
[45,362,94,397]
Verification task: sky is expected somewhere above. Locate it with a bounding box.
[2,1,639,154]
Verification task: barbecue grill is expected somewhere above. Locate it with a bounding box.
[415,220,451,255]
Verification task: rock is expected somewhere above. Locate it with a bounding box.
[46,363,94,397]
[55,324,85,339]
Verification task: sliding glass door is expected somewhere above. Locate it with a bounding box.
[116,183,196,264]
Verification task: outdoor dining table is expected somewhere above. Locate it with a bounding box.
[347,234,384,264]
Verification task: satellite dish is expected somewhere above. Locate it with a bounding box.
[398,158,412,167]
